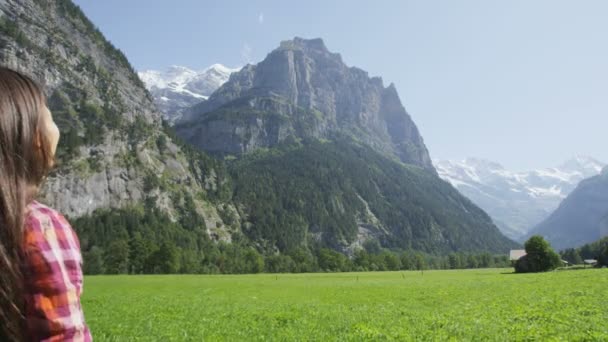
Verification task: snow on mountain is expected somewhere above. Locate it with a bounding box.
[434,156,605,241]
[138,64,240,123]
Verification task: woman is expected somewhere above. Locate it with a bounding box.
[0,67,91,341]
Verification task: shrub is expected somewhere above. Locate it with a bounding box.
[515,235,561,273]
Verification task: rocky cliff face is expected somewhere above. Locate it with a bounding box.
[178,37,434,172]
[0,0,234,238]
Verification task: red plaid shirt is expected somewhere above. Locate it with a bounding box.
[22,201,92,341]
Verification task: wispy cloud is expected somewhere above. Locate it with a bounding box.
[258,12,264,24]
[241,43,253,64]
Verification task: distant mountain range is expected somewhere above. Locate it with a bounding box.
[139,64,239,123]
[142,56,605,252]
[526,166,608,250]
[435,157,605,240]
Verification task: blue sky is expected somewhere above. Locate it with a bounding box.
[73,0,608,170]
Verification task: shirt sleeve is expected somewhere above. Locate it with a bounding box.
[23,208,92,342]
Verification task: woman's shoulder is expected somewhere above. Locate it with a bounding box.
[26,200,66,222]
[24,200,81,252]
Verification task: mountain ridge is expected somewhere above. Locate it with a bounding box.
[435,156,605,240]
[526,171,608,250]
[177,37,435,172]
[170,36,518,253]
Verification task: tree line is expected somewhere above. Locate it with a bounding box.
[72,204,510,275]
[560,236,608,266]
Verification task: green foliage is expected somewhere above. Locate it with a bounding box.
[163,121,232,202]
[287,248,315,273]
[48,83,126,164]
[560,248,583,265]
[47,88,84,161]
[570,236,608,267]
[264,255,296,273]
[317,249,348,272]
[0,16,34,50]
[174,192,206,231]
[602,244,608,267]
[363,239,382,254]
[128,232,147,274]
[143,172,162,193]
[126,116,154,144]
[83,246,104,275]
[55,0,148,92]
[104,239,129,274]
[76,54,96,74]
[73,205,319,275]
[81,269,608,340]
[151,241,181,274]
[448,253,462,269]
[73,205,207,275]
[243,248,265,273]
[515,236,562,273]
[60,128,82,159]
[382,252,401,271]
[73,205,509,275]
[87,150,103,172]
[156,134,167,154]
[230,138,516,254]
[0,16,19,37]
[81,102,107,145]
[414,253,426,270]
[217,205,237,228]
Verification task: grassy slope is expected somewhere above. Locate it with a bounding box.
[83,269,607,341]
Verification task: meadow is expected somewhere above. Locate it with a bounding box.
[82,268,608,341]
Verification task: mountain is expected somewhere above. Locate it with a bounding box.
[1,0,516,270]
[0,0,236,238]
[526,167,608,250]
[176,37,434,172]
[176,37,517,253]
[229,138,518,254]
[435,156,605,240]
[139,64,239,124]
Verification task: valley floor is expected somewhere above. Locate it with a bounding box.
[83,268,607,341]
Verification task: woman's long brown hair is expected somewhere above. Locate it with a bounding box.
[0,67,52,341]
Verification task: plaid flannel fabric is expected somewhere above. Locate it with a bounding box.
[22,201,92,342]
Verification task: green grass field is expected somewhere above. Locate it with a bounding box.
[82,268,608,341]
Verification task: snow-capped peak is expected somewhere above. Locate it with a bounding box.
[435,156,606,240]
[138,64,241,123]
[558,155,604,174]
[139,64,239,93]
[435,156,605,195]
[203,63,240,75]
